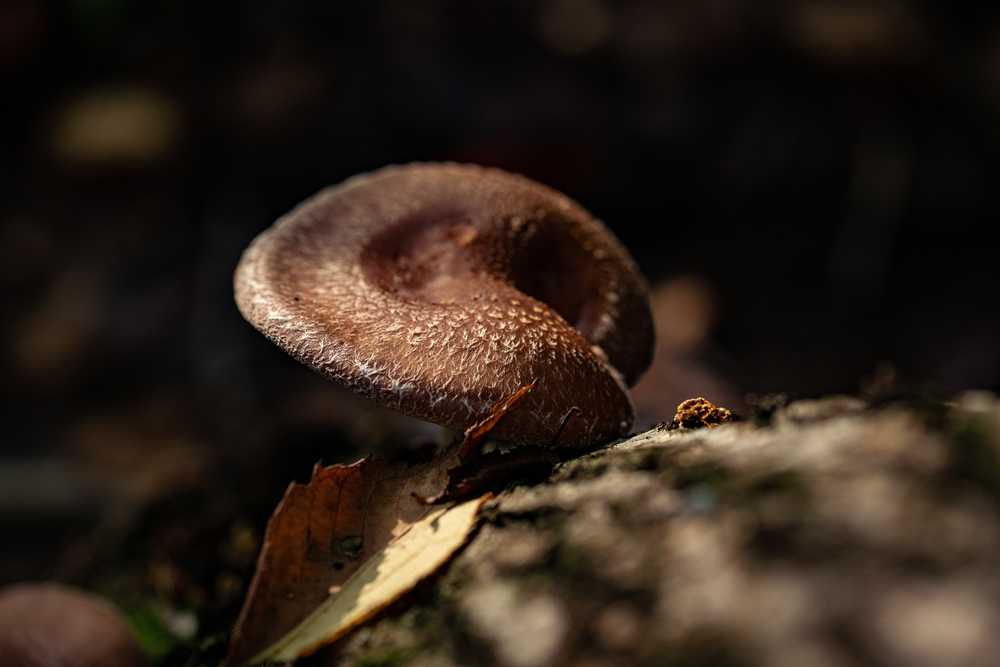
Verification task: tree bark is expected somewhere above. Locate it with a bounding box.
[315,393,1000,667]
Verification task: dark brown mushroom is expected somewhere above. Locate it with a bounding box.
[235,163,654,447]
[0,583,146,667]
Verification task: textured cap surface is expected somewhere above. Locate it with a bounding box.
[235,163,653,446]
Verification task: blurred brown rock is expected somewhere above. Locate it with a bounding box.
[0,583,146,667]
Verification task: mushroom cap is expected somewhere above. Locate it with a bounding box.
[0,583,146,667]
[235,163,654,446]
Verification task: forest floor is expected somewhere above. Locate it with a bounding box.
[19,391,1000,667]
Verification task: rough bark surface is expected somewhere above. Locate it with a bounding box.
[311,393,1000,667]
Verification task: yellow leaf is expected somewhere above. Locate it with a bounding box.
[252,496,487,663]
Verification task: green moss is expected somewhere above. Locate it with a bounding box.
[120,604,180,661]
[947,415,1000,500]
[668,461,732,492]
[352,648,416,667]
[644,628,755,667]
[553,542,595,581]
[745,469,807,501]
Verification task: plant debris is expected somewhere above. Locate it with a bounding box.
[253,495,488,664]
[226,449,472,665]
[457,382,537,461]
[668,397,734,430]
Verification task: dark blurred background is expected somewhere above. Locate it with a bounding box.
[2,0,1000,648]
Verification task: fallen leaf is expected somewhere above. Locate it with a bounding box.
[228,385,552,664]
[254,495,488,663]
[226,450,467,665]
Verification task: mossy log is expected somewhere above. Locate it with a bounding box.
[317,393,1000,667]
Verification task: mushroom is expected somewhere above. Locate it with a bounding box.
[235,163,654,447]
[0,583,146,667]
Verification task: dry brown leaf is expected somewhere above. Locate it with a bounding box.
[254,496,488,663]
[228,384,552,664]
[227,449,465,665]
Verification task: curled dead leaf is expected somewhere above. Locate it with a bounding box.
[228,382,567,665]
[255,496,488,663]
[226,449,482,665]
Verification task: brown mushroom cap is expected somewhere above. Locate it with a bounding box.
[235,163,654,446]
[0,583,146,667]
